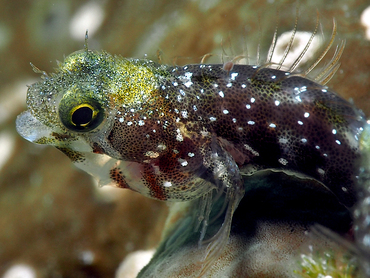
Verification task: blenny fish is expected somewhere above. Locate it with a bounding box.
[16,19,367,275]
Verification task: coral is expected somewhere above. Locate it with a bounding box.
[295,250,358,278]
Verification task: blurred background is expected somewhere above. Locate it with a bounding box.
[0,0,369,277]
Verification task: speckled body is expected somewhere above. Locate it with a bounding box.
[16,49,367,275]
[101,58,365,207]
[157,63,365,207]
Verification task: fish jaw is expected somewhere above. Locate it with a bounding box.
[16,110,55,144]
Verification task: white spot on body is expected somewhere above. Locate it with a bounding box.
[184,72,192,78]
[157,144,166,151]
[181,110,188,118]
[184,81,193,88]
[231,72,238,80]
[178,159,188,167]
[317,168,325,175]
[145,151,159,158]
[278,158,288,165]
[200,130,209,136]
[176,129,183,141]
[279,137,288,144]
[163,181,172,187]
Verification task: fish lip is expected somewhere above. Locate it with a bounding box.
[16,110,53,143]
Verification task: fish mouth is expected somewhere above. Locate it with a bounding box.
[16,111,55,144]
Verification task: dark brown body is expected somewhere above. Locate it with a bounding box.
[160,64,366,207]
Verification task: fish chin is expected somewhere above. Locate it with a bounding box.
[16,111,56,144]
[16,110,90,152]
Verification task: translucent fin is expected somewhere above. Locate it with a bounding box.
[266,17,279,65]
[256,13,262,66]
[289,11,320,72]
[194,137,245,276]
[275,6,299,70]
[198,184,244,277]
[241,31,250,65]
[195,190,214,244]
[200,53,213,64]
[304,18,338,78]
[314,39,345,85]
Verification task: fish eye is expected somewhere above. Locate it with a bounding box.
[71,104,95,127]
[59,91,104,132]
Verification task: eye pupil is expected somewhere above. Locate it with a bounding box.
[72,106,93,126]
[59,92,104,132]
